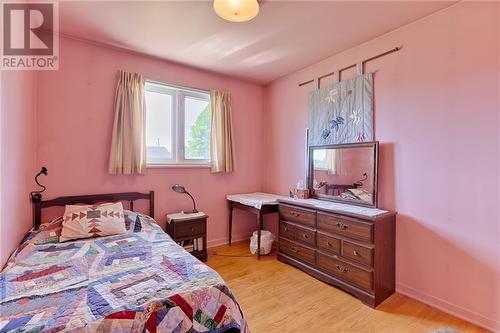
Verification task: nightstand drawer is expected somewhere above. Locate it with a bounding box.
[174,221,205,238]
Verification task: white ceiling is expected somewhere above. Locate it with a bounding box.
[59,1,455,83]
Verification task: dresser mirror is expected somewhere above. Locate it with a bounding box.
[308,142,378,207]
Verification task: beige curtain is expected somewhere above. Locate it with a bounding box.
[210,90,234,173]
[108,71,146,175]
[326,149,340,175]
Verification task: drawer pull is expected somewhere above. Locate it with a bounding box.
[291,212,301,217]
[283,227,289,232]
[353,250,359,256]
[326,241,332,247]
[190,227,195,232]
[290,247,299,253]
[303,234,309,239]
[336,222,348,230]
[336,264,349,273]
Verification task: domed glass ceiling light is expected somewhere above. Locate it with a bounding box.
[213,0,259,22]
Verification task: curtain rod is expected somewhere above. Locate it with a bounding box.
[298,46,402,87]
[145,77,210,95]
[117,70,211,94]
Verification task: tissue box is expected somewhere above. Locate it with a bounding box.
[289,188,309,199]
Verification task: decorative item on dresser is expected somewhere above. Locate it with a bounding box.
[167,212,208,261]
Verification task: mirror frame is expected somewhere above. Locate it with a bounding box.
[308,141,379,208]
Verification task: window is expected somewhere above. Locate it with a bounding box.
[145,81,211,166]
[313,149,327,170]
[313,149,340,175]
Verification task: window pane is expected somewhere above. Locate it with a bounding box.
[184,96,211,160]
[145,90,173,163]
[313,149,327,169]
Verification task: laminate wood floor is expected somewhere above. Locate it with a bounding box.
[206,241,488,333]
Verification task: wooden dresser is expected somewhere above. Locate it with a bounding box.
[277,199,396,307]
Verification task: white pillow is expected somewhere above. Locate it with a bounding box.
[60,202,126,241]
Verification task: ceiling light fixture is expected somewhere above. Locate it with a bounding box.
[213,0,259,23]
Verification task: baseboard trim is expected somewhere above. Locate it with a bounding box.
[207,233,251,248]
[396,283,499,333]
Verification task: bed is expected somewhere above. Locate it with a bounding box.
[0,192,248,333]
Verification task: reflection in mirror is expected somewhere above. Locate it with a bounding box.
[310,143,377,207]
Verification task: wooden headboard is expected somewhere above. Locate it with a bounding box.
[33,191,155,230]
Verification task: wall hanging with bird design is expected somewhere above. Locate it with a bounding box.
[308,65,373,146]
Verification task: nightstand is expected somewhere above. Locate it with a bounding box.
[166,212,208,262]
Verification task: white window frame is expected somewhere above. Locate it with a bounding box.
[312,149,328,171]
[145,80,211,167]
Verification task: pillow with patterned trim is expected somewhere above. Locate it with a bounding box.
[60,202,126,241]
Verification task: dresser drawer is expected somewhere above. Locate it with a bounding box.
[317,232,341,255]
[280,221,316,246]
[342,241,373,267]
[174,221,205,238]
[317,213,373,243]
[279,205,316,228]
[279,238,315,265]
[317,252,373,291]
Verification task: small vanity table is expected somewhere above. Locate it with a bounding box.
[226,192,286,259]
[277,142,396,307]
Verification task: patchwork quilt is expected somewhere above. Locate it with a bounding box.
[0,211,249,333]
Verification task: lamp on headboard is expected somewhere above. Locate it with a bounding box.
[30,167,48,203]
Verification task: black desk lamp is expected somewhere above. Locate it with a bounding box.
[171,184,198,214]
[30,167,48,203]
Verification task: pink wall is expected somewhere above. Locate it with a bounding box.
[0,71,37,265]
[34,36,265,248]
[2,2,498,331]
[264,2,499,332]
